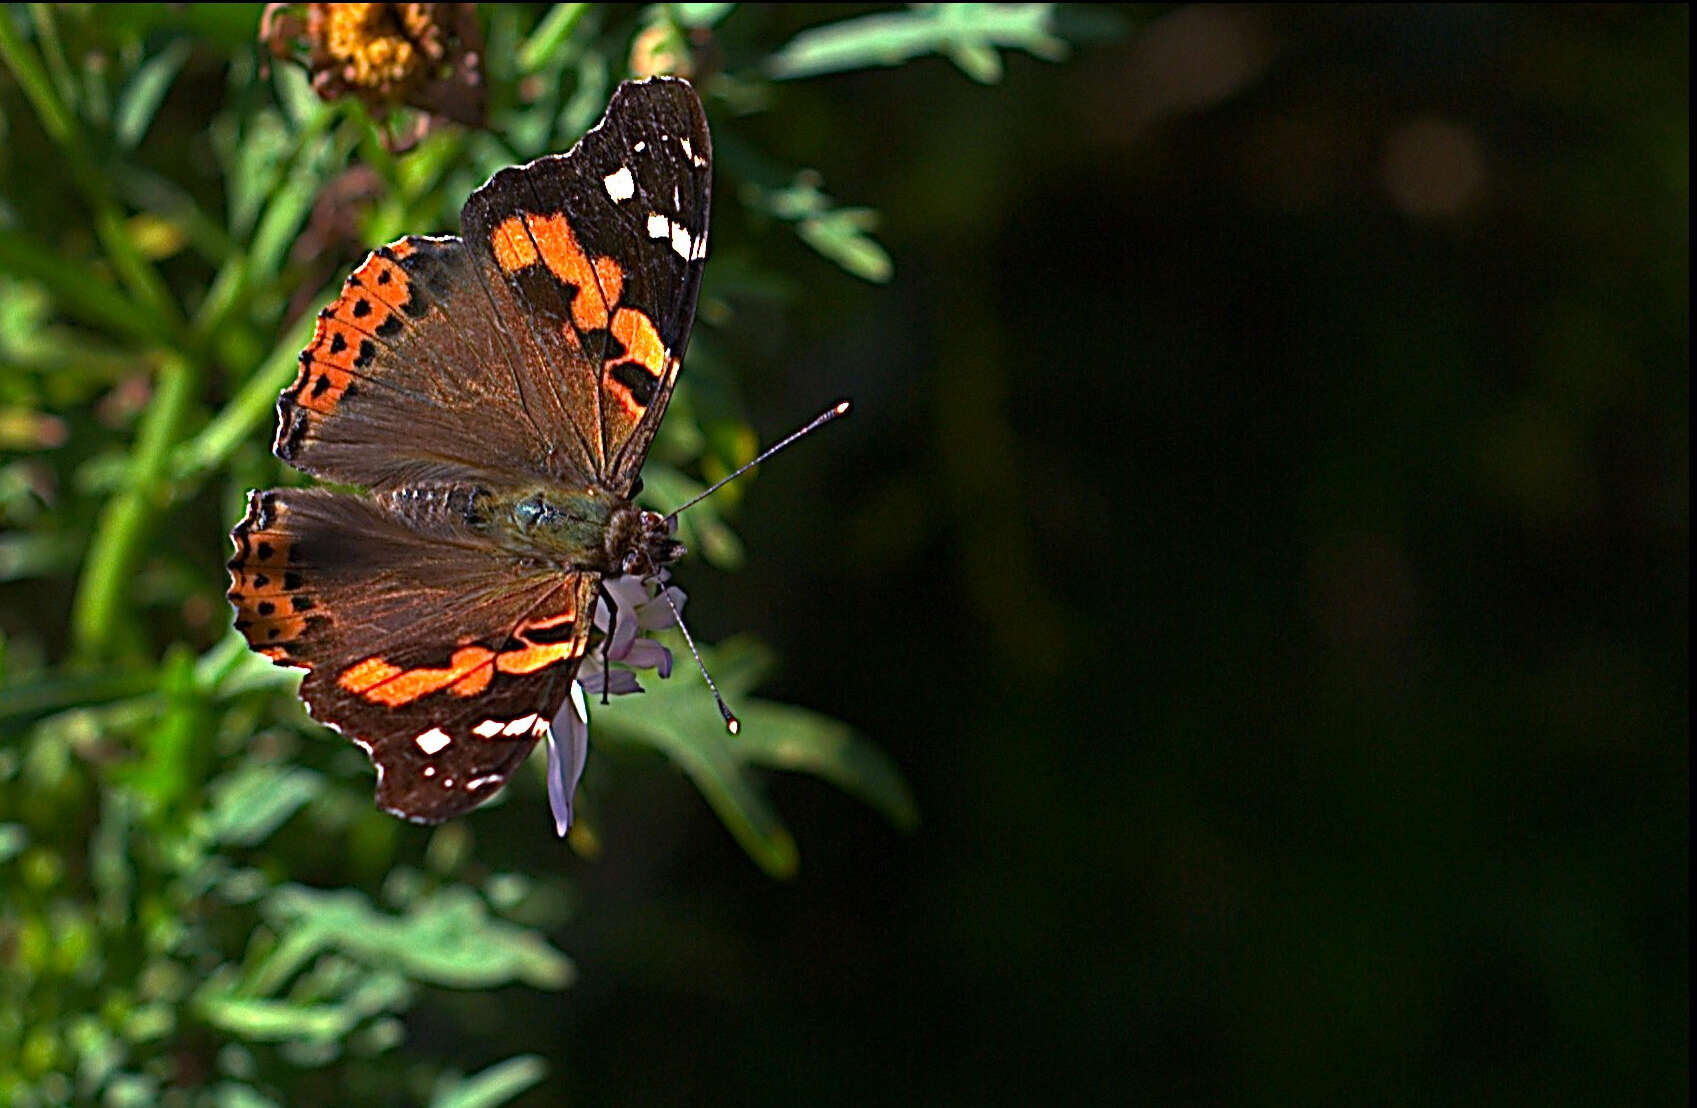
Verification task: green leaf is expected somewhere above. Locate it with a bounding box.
[796,208,893,284]
[0,822,26,863]
[0,227,167,345]
[593,636,915,875]
[733,701,919,832]
[197,996,361,1043]
[748,173,894,284]
[637,463,746,570]
[207,765,322,847]
[114,40,192,149]
[261,886,574,990]
[430,1055,548,1108]
[673,4,736,30]
[517,4,588,75]
[766,4,1067,82]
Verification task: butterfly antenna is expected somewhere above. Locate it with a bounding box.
[665,401,851,522]
[659,586,740,733]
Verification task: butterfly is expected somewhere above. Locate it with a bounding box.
[227,77,712,823]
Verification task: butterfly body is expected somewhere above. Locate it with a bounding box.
[227,77,710,823]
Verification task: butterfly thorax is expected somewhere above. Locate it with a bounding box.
[384,483,677,577]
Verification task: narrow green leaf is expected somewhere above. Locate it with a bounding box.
[0,823,26,863]
[262,886,575,990]
[207,765,322,847]
[591,637,796,875]
[0,228,165,345]
[767,4,1066,82]
[796,209,893,284]
[197,996,355,1042]
[673,4,736,30]
[517,4,588,74]
[733,701,919,831]
[430,1055,549,1108]
[115,40,192,149]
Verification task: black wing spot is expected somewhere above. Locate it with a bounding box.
[352,298,372,319]
[610,361,660,407]
[579,328,626,363]
[355,339,377,368]
[329,332,348,355]
[522,621,580,645]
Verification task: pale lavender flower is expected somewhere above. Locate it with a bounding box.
[545,573,684,835]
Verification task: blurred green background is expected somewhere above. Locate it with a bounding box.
[1,4,1686,1106]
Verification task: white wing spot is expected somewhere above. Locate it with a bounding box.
[415,727,451,755]
[423,765,436,778]
[502,713,540,737]
[603,166,636,203]
[634,140,647,153]
[473,719,503,739]
[670,222,694,261]
[465,774,503,792]
[646,212,670,239]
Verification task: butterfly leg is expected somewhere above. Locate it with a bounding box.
[598,580,619,705]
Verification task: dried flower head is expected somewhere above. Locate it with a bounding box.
[259,3,485,140]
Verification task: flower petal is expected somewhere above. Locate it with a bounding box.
[545,682,591,836]
[581,668,645,696]
[621,638,673,678]
[636,585,686,631]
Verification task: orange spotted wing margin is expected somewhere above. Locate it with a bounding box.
[275,233,594,492]
[227,488,600,822]
[459,76,712,494]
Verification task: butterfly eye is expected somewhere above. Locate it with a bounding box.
[514,496,545,529]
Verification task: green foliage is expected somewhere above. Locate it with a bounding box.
[0,4,1075,1103]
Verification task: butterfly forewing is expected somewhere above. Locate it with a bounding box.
[460,77,711,492]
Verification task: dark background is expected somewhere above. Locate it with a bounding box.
[501,7,1686,1105]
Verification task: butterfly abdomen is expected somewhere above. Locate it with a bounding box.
[379,483,492,531]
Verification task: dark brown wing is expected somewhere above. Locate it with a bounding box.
[276,234,584,490]
[458,76,712,493]
[227,488,599,822]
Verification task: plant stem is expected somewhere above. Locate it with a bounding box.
[71,354,198,664]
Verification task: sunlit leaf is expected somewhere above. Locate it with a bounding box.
[592,636,916,875]
[429,1055,548,1108]
[207,765,322,847]
[114,40,192,149]
[767,4,1066,82]
[261,886,575,990]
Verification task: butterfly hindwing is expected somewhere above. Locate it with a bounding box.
[460,76,712,492]
[227,488,600,822]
